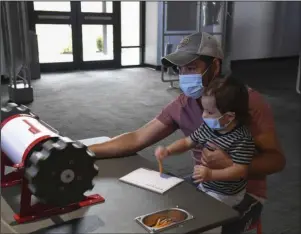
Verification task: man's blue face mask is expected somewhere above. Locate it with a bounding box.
[179,65,211,99]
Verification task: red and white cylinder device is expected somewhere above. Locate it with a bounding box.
[1,103,99,207]
[1,114,59,167]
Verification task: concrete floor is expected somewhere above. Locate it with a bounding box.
[1,58,300,233]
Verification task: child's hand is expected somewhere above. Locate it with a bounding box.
[155,146,169,161]
[192,165,212,183]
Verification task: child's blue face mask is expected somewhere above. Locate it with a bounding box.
[178,65,211,99]
[203,114,233,130]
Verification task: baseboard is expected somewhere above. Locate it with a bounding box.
[143,64,167,71]
[143,64,160,70]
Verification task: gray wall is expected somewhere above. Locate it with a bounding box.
[144,2,201,66]
[231,1,301,61]
[272,2,301,57]
[144,1,301,65]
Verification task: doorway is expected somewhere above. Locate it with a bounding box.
[27,1,143,72]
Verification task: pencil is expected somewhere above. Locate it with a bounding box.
[158,159,163,174]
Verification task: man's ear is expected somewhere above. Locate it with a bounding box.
[212,58,221,77]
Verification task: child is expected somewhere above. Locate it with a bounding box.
[155,75,256,207]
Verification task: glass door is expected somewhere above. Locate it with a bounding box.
[29,1,74,71]
[27,1,121,72]
[76,1,121,69]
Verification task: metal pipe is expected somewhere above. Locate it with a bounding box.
[5,1,17,88]
[17,2,25,66]
[161,2,166,59]
[221,1,234,75]
[16,1,27,87]
[20,1,31,86]
[296,54,301,94]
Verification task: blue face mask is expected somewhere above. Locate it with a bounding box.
[179,74,203,99]
[178,65,211,99]
[203,114,232,130]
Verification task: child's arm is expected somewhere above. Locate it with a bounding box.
[195,137,255,182]
[166,137,196,156]
[156,124,209,160]
[166,123,209,155]
[155,137,196,161]
[210,163,249,181]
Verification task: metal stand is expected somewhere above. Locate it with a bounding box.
[1,151,105,224]
[161,43,179,89]
[1,152,23,188]
[14,181,104,224]
[4,2,34,104]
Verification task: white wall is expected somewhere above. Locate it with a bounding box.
[144,2,159,66]
[231,1,301,61]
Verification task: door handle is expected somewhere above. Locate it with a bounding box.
[84,16,112,21]
[38,15,70,20]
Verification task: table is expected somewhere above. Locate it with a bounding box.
[1,137,239,234]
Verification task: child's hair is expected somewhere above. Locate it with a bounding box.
[203,74,250,126]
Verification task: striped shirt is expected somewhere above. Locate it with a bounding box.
[190,123,256,196]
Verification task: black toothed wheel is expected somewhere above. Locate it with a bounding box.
[1,102,33,122]
[24,137,99,207]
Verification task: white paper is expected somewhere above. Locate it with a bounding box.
[79,136,111,146]
[119,168,184,194]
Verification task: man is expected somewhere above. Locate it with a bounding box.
[88,32,285,233]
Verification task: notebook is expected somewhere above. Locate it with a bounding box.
[119,168,184,194]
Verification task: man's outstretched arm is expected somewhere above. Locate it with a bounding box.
[88,119,176,158]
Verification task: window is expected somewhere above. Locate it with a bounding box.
[121,2,141,66]
[34,1,71,12]
[121,2,140,47]
[82,25,114,61]
[36,24,73,63]
[81,1,113,13]
[122,48,140,66]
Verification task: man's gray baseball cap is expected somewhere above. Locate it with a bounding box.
[161,32,224,67]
